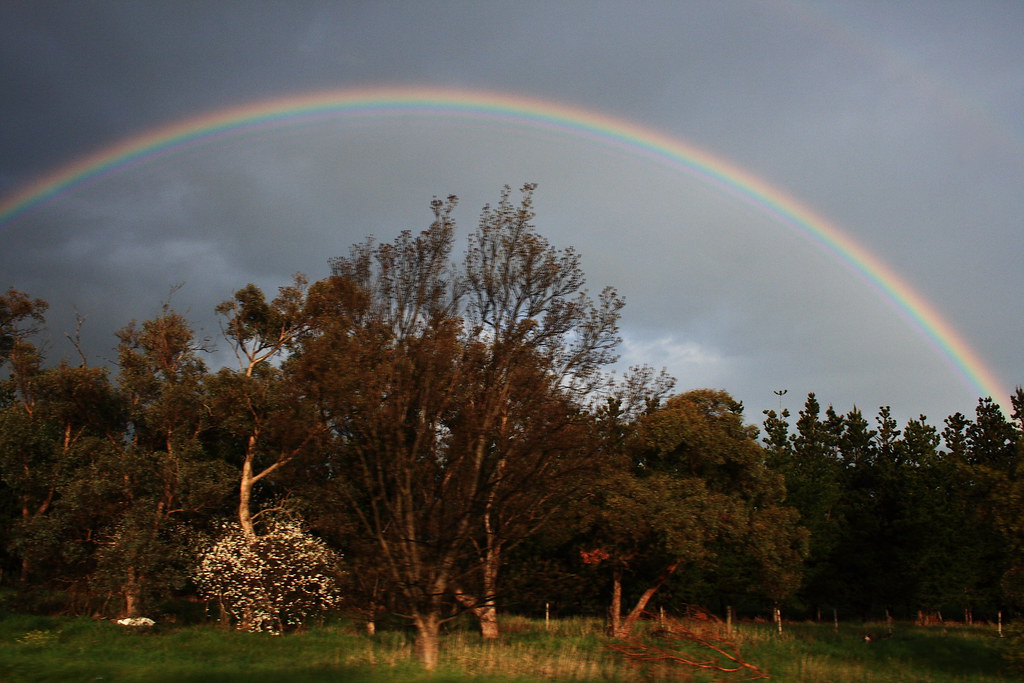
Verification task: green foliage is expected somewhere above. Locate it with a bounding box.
[582,389,807,637]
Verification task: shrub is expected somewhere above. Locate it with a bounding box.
[193,520,344,633]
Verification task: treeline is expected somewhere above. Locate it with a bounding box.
[762,394,1024,625]
[0,185,1021,668]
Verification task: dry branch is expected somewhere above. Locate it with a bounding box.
[607,608,769,679]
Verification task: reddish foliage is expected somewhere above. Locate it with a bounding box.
[579,547,611,566]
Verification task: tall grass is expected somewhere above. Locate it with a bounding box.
[0,612,1014,682]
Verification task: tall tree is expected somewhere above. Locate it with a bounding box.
[836,406,911,615]
[101,303,228,616]
[894,414,962,616]
[961,397,1021,617]
[299,186,622,668]
[763,393,845,614]
[451,184,621,638]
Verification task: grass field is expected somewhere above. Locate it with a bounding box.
[0,612,1015,682]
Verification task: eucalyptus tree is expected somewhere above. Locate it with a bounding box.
[0,292,120,597]
[0,292,224,613]
[19,361,126,606]
[211,276,323,539]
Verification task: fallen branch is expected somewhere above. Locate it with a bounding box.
[607,608,769,679]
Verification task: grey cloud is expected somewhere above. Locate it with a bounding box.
[1,0,1020,426]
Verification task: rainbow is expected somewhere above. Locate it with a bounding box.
[0,86,1009,407]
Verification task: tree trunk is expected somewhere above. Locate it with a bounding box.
[218,598,230,628]
[609,567,622,636]
[413,611,442,670]
[477,605,499,640]
[363,597,377,636]
[454,586,500,640]
[238,434,257,539]
[124,566,141,617]
[614,561,680,638]
[479,541,501,639]
[455,542,502,639]
[363,576,381,636]
[125,589,140,618]
[455,591,500,640]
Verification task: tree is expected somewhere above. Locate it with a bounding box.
[762,394,845,614]
[0,359,123,594]
[586,389,806,638]
[962,397,1022,618]
[0,291,99,589]
[99,302,230,616]
[296,185,622,668]
[450,184,621,639]
[894,414,965,617]
[212,276,321,540]
[0,293,229,614]
[995,388,1024,616]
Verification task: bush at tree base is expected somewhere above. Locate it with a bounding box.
[193,519,344,633]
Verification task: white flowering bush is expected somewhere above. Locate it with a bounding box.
[193,520,344,633]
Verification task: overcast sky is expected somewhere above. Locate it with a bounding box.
[1,0,1021,428]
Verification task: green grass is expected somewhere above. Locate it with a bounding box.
[0,612,1015,682]
[746,621,1012,682]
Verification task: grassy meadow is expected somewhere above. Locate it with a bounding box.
[0,611,1015,682]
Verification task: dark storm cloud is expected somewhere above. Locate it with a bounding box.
[1,0,1021,424]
